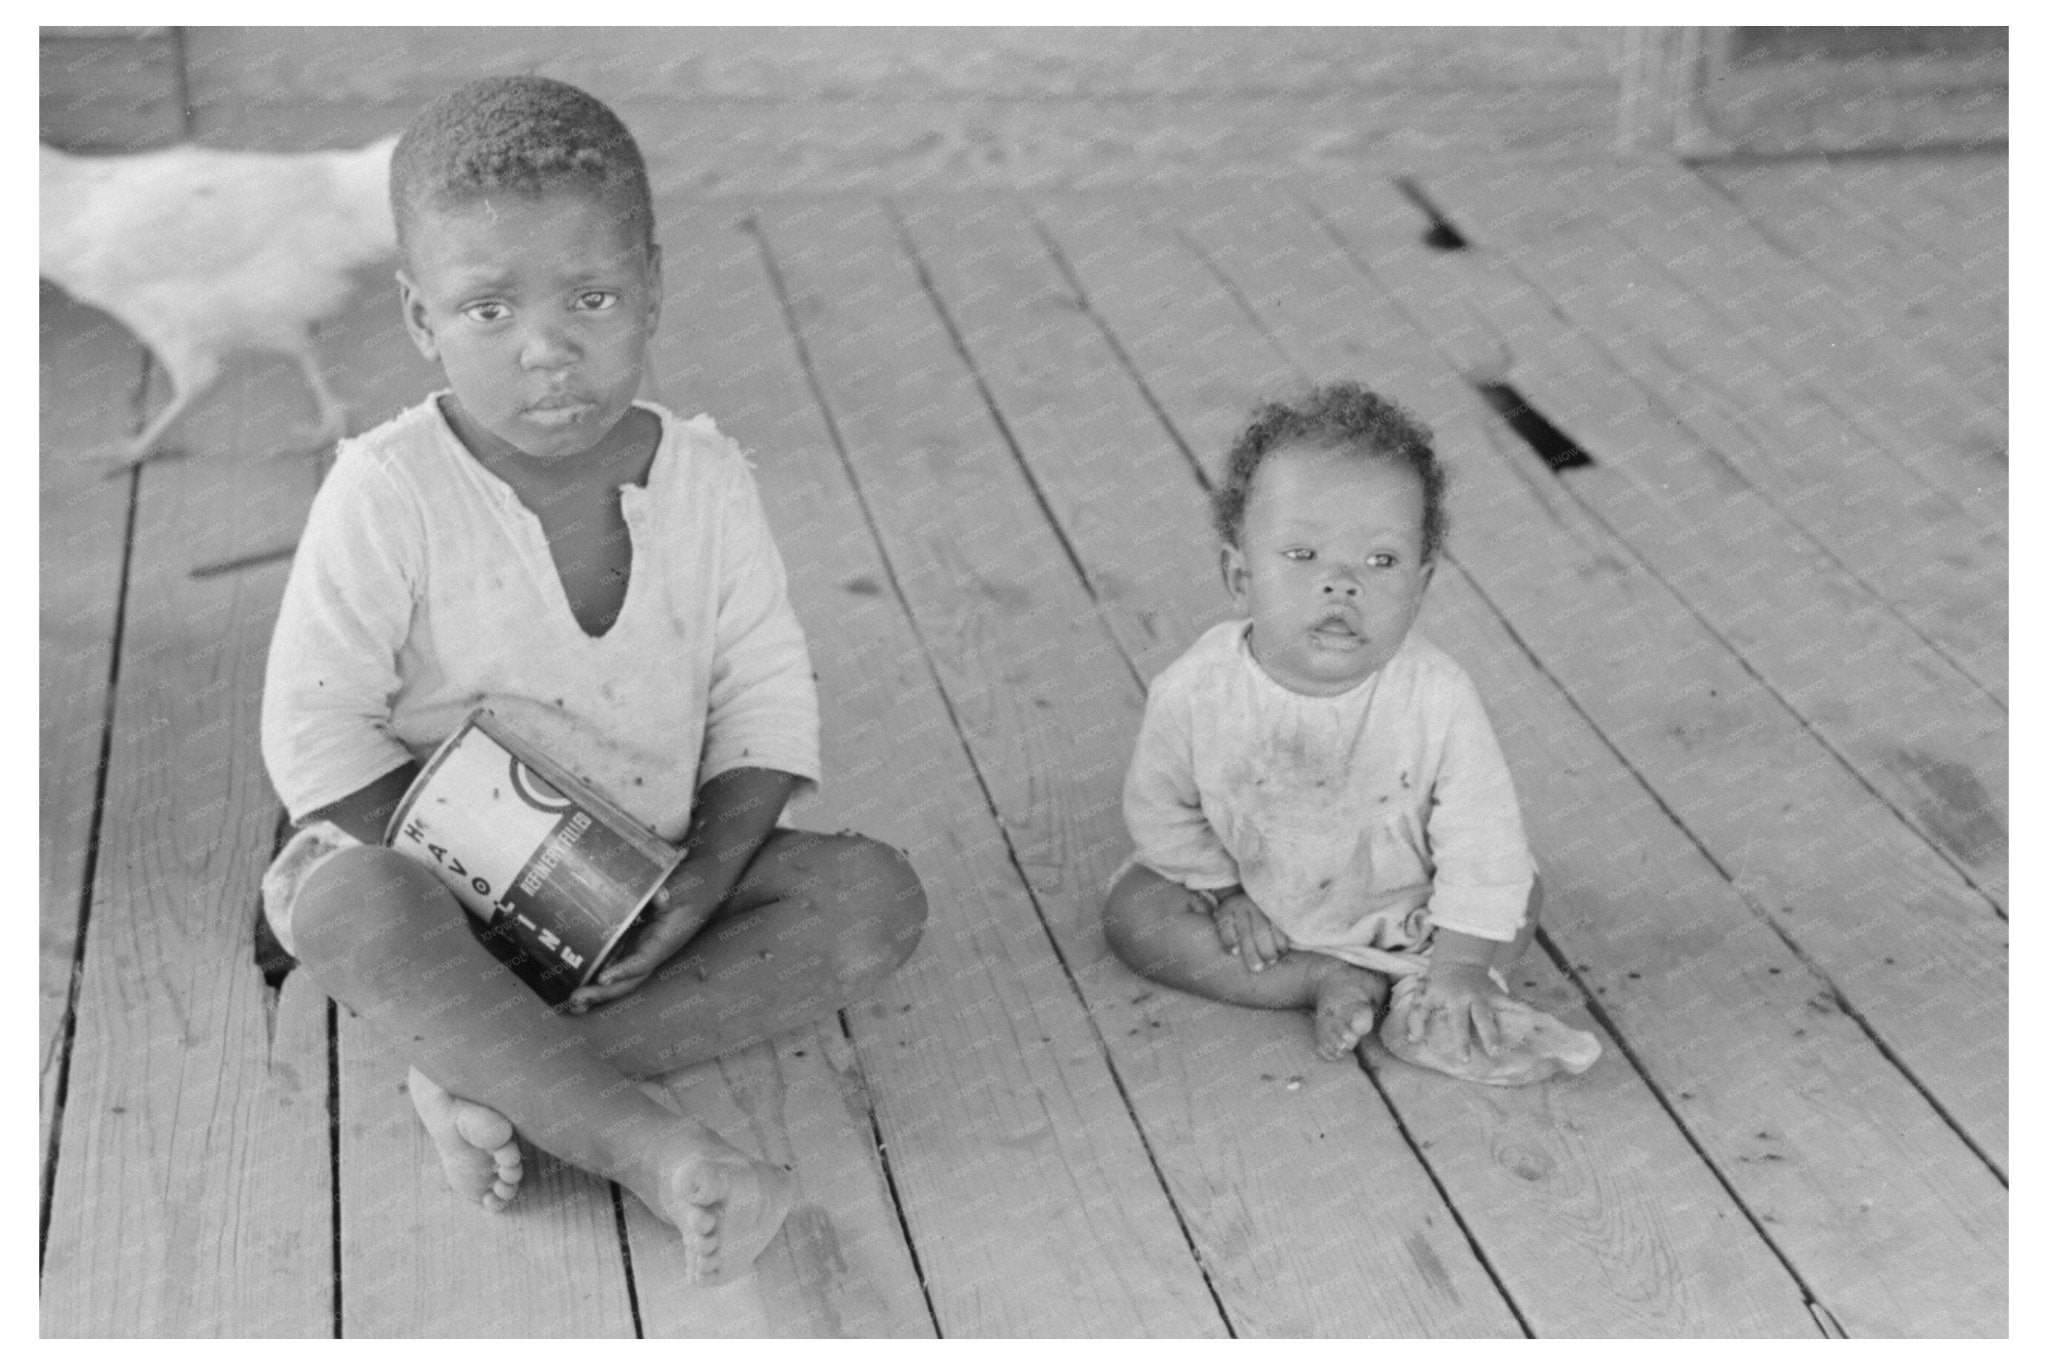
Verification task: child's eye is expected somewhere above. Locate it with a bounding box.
[1367,552,1398,569]
[1281,548,1316,562]
[575,290,621,311]
[463,301,510,324]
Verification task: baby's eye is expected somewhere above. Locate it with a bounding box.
[1367,552,1399,568]
[463,301,510,324]
[574,290,622,311]
[1281,547,1316,563]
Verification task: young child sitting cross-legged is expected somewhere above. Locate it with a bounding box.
[258,76,927,1283]
[1103,382,1598,1085]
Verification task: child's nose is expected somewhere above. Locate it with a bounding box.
[1321,576,1361,598]
[519,323,580,371]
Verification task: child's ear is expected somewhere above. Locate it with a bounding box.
[1220,544,1249,605]
[396,269,439,363]
[645,242,665,331]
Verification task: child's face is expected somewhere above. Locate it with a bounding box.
[1223,442,1434,696]
[398,190,661,464]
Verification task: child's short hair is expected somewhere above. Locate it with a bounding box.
[390,75,654,260]
[1213,381,1448,561]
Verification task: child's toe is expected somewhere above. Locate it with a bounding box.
[684,1163,729,1208]
[453,1103,515,1152]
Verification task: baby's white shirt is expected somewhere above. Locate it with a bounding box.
[1124,620,1535,975]
[261,396,820,843]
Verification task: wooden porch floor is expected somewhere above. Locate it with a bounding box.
[39,149,2007,1336]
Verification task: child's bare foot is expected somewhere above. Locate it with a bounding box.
[627,1123,796,1285]
[1312,966,1390,1060]
[1378,978,1601,1086]
[407,1067,524,1211]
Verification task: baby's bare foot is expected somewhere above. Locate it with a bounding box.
[629,1125,796,1285]
[408,1066,524,1211]
[1312,967,1390,1061]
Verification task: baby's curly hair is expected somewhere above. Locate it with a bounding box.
[390,75,654,260]
[1212,381,1447,561]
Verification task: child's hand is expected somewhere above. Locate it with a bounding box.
[1212,890,1291,972]
[1402,962,1510,1060]
[563,875,716,1013]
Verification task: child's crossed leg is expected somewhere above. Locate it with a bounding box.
[293,828,923,1285]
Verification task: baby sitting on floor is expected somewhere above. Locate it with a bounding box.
[1103,381,1598,1084]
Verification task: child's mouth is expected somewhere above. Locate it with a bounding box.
[525,398,596,427]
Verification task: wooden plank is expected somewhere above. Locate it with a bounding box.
[1819,156,2008,410]
[918,194,1815,1336]
[624,1025,934,1337]
[335,1015,637,1337]
[1876,155,2007,282]
[188,96,1620,207]
[1163,188,2008,1168]
[1694,159,2005,414]
[184,26,1627,108]
[1420,569,2006,1338]
[1370,946,1813,1336]
[884,195,1260,676]
[1638,157,2001,438]
[39,353,334,1335]
[1307,181,2007,906]
[883,195,1530,1334]
[1033,192,2006,1334]
[180,28,1625,192]
[39,287,142,1166]
[1410,161,2006,703]
[656,201,1227,1337]
[1782,153,2008,277]
[1419,157,2008,527]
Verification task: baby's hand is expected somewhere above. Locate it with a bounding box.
[1403,962,1510,1060]
[1211,890,1291,973]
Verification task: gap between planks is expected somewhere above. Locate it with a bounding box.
[38,288,149,1265]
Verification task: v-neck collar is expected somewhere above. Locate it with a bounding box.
[429,393,671,644]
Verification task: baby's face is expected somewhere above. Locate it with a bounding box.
[399,190,661,465]
[1225,442,1434,696]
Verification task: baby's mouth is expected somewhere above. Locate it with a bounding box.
[1308,612,1364,648]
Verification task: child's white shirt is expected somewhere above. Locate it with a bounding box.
[261,396,820,844]
[1124,619,1534,976]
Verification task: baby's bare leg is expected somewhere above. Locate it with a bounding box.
[1102,863,1387,1059]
